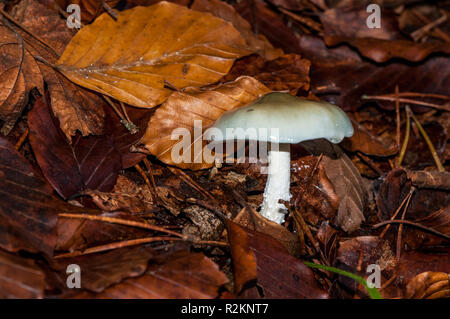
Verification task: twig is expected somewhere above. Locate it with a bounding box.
[362,95,450,112]
[407,106,445,172]
[397,106,411,168]
[15,128,29,150]
[168,166,216,202]
[395,85,401,156]
[396,187,414,262]
[55,236,179,258]
[102,0,118,20]
[379,187,414,239]
[382,92,450,100]
[411,12,447,42]
[134,163,153,202]
[374,220,450,241]
[103,95,137,133]
[59,213,184,238]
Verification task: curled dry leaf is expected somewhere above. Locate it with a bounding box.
[320,7,450,63]
[56,1,252,108]
[83,252,228,298]
[28,95,122,199]
[12,0,105,139]
[0,250,46,298]
[223,54,311,95]
[405,271,450,299]
[191,0,282,60]
[404,169,450,190]
[233,207,301,256]
[142,76,270,170]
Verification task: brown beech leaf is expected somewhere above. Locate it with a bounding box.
[320,7,450,63]
[299,35,450,112]
[0,250,46,298]
[225,220,257,294]
[0,17,43,135]
[299,141,367,233]
[191,0,282,60]
[223,54,310,95]
[83,252,228,298]
[28,95,122,199]
[12,0,105,139]
[233,207,301,256]
[49,245,158,293]
[405,271,450,299]
[0,137,92,256]
[142,76,270,170]
[239,225,329,298]
[56,1,252,108]
[341,117,398,156]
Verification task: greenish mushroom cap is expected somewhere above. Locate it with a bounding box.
[209,92,354,144]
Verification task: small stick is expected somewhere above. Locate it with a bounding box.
[382,92,450,100]
[55,236,179,258]
[379,188,414,239]
[102,0,118,20]
[357,152,383,176]
[407,106,445,172]
[374,220,450,241]
[15,128,29,150]
[395,85,401,155]
[59,213,184,238]
[134,162,153,202]
[103,95,137,133]
[168,166,216,202]
[362,95,450,112]
[396,188,414,262]
[397,106,411,168]
[411,12,447,42]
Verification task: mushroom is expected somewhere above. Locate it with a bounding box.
[208,92,354,224]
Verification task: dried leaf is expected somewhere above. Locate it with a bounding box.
[320,7,450,63]
[233,207,301,256]
[84,252,228,298]
[223,54,310,95]
[12,0,105,139]
[28,95,122,199]
[0,17,43,135]
[0,250,46,298]
[56,0,120,23]
[191,0,282,60]
[142,76,270,170]
[341,117,398,156]
[56,2,252,108]
[405,169,450,190]
[405,271,450,299]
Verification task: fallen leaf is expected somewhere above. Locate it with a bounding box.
[405,271,450,299]
[233,207,301,256]
[142,76,270,170]
[83,252,228,298]
[56,0,120,23]
[320,7,450,63]
[28,94,122,199]
[12,0,106,139]
[0,17,43,135]
[223,54,310,95]
[56,1,252,108]
[341,117,398,156]
[0,250,46,298]
[299,35,450,112]
[191,0,282,60]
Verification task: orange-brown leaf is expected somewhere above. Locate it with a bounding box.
[56,1,252,108]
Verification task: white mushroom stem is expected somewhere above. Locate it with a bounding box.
[260,143,291,224]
